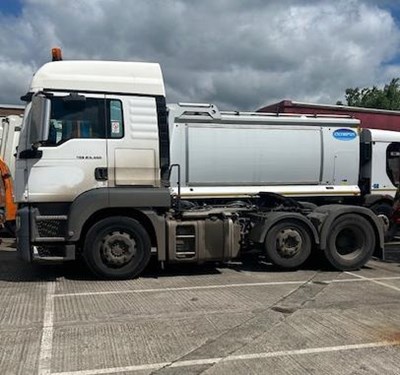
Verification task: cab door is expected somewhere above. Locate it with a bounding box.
[26,93,108,202]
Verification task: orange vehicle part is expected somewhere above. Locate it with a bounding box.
[0,157,17,224]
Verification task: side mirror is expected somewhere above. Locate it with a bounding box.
[29,94,51,146]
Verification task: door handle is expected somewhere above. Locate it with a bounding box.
[95,167,108,181]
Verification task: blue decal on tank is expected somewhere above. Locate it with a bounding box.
[333,128,357,141]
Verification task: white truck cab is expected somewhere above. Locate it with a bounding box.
[16,60,168,203]
[360,129,400,197]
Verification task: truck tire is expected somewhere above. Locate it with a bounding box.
[265,220,312,269]
[324,214,375,271]
[83,216,151,279]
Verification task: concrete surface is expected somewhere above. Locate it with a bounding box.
[0,238,400,375]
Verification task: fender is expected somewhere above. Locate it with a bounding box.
[363,194,394,208]
[314,204,384,251]
[249,211,319,245]
[67,187,171,241]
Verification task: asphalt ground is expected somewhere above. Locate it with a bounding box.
[0,238,400,375]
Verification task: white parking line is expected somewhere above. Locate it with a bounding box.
[54,280,305,297]
[51,340,400,375]
[38,281,56,375]
[346,272,400,292]
[54,276,400,298]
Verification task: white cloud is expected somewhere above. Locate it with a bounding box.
[0,0,399,110]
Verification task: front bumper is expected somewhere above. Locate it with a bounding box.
[16,206,31,262]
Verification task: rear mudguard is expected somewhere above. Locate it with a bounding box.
[363,194,394,208]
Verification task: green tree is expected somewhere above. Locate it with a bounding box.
[337,78,400,110]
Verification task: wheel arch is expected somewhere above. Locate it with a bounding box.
[363,194,394,208]
[79,208,157,247]
[67,188,170,260]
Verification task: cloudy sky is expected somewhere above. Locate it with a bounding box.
[1,0,400,110]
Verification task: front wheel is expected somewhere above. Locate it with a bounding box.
[324,214,375,271]
[83,216,151,279]
[264,220,312,269]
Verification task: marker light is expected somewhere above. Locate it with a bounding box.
[51,47,63,61]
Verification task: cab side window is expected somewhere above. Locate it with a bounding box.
[46,97,124,146]
[108,100,124,138]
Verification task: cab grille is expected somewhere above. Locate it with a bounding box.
[35,215,67,238]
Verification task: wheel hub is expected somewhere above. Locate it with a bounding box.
[276,229,302,258]
[102,232,136,267]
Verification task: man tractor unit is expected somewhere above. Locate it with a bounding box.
[15,51,387,279]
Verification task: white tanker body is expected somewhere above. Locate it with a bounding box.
[169,103,361,200]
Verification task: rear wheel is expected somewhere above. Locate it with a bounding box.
[83,216,151,279]
[324,214,375,270]
[265,220,312,269]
